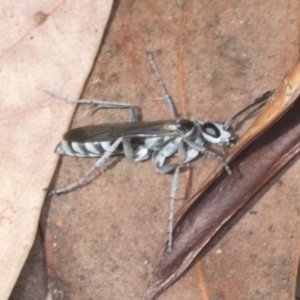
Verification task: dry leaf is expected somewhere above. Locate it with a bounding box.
[0,1,112,299]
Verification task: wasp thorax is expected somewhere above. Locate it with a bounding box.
[202,122,221,138]
[201,121,234,146]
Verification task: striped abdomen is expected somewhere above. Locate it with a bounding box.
[55,140,123,157]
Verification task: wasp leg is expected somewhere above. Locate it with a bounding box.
[153,161,177,174]
[152,156,179,253]
[151,137,182,173]
[49,137,123,195]
[184,138,232,175]
[151,146,180,253]
[122,137,134,159]
[167,165,180,253]
[44,90,138,122]
[147,53,177,120]
[122,138,151,161]
[178,139,200,164]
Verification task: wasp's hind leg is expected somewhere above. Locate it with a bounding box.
[44,90,139,122]
[49,137,123,195]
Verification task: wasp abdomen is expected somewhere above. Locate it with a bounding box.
[55,140,123,157]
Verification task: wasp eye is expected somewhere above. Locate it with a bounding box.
[202,123,221,138]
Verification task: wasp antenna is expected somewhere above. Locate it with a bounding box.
[223,90,274,130]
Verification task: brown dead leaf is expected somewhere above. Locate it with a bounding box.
[43,1,300,300]
[145,57,300,300]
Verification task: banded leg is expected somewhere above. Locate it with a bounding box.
[45,90,138,122]
[49,137,123,195]
[184,138,232,175]
[147,53,177,119]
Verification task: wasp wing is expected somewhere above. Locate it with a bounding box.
[63,120,179,143]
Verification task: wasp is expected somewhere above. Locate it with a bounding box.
[47,53,273,253]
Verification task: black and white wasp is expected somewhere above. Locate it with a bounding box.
[47,53,273,253]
